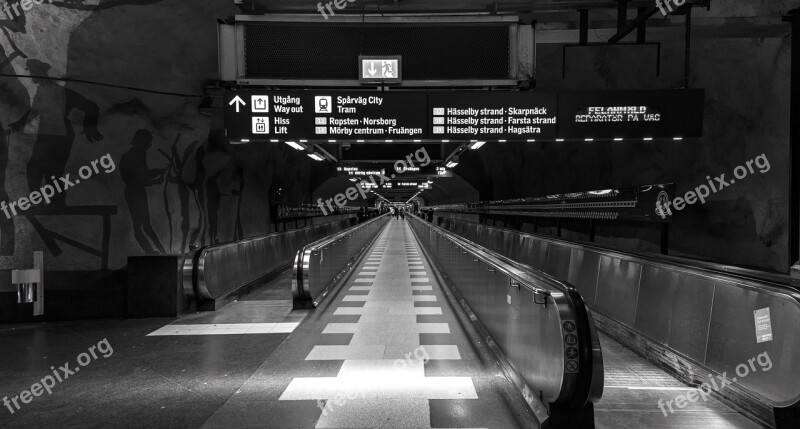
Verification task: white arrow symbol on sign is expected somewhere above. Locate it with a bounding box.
[368,61,377,77]
[229,95,246,113]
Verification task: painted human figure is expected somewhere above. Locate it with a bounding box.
[204,131,244,245]
[162,136,199,252]
[22,59,103,206]
[120,130,166,254]
[0,11,29,254]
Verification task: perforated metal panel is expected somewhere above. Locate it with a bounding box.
[243,24,511,80]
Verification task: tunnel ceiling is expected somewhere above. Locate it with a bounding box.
[247,0,657,14]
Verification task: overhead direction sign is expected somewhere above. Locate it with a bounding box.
[337,163,438,178]
[224,90,426,142]
[223,89,704,142]
[359,56,402,84]
[428,92,559,140]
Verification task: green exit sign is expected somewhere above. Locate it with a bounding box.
[359,56,402,84]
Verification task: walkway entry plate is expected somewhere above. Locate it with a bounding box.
[359,56,402,84]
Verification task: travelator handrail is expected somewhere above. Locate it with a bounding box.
[183,216,356,301]
[292,213,391,309]
[407,214,603,425]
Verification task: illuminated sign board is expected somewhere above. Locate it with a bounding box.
[337,166,387,177]
[336,163,438,178]
[224,89,704,142]
[557,89,704,139]
[359,56,402,84]
[428,92,558,140]
[224,91,427,142]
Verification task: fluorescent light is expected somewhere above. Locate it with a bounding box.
[446,161,458,168]
[328,139,337,142]
[585,138,594,142]
[644,137,653,141]
[241,139,250,143]
[613,138,623,141]
[673,137,683,141]
[386,140,393,143]
[527,139,536,142]
[308,153,324,161]
[270,139,279,143]
[498,140,506,143]
[357,140,365,143]
[556,138,564,142]
[470,141,486,150]
[285,141,305,151]
[413,140,421,143]
[607,386,701,391]
[441,140,449,143]
[299,140,308,142]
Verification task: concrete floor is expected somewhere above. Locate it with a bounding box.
[199,219,537,428]
[0,219,761,428]
[594,332,761,429]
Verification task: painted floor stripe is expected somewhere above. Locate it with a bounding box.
[280,376,477,400]
[342,295,436,303]
[280,220,474,428]
[147,323,299,336]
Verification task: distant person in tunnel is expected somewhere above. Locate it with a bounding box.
[22,59,103,206]
[120,129,166,254]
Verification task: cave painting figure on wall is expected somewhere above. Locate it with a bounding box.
[159,135,209,252]
[22,59,104,206]
[0,12,30,255]
[120,129,166,254]
[159,134,199,253]
[204,131,244,245]
[158,130,245,251]
[206,162,245,244]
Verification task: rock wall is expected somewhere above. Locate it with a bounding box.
[0,1,322,318]
[458,5,792,271]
